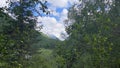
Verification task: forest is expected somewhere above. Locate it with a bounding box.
[0,0,120,68]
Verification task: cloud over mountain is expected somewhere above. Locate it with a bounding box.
[0,0,78,40]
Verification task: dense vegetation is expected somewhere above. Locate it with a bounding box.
[55,0,120,68]
[0,0,120,68]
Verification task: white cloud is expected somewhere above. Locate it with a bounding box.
[0,0,77,40]
[37,16,67,40]
[59,9,68,22]
[0,0,20,8]
[46,0,79,9]
[0,0,77,8]
[37,0,79,40]
[0,0,9,7]
[36,8,70,40]
[50,10,60,17]
[47,0,68,8]
[68,0,79,5]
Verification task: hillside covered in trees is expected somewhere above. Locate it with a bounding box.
[0,0,120,68]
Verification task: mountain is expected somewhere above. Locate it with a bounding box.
[32,32,61,49]
[48,34,59,40]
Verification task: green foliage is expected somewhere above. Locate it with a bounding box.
[0,0,49,67]
[28,48,57,68]
[33,33,60,49]
[56,0,120,68]
[0,0,120,68]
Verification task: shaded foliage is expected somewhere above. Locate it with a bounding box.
[0,0,49,67]
[56,0,120,68]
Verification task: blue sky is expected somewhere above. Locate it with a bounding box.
[0,0,79,40]
[0,0,114,40]
[36,0,79,40]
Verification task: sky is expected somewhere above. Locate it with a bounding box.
[0,0,79,40]
[37,0,79,40]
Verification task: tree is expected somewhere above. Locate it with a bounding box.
[0,0,48,67]
[56,0,120,68]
